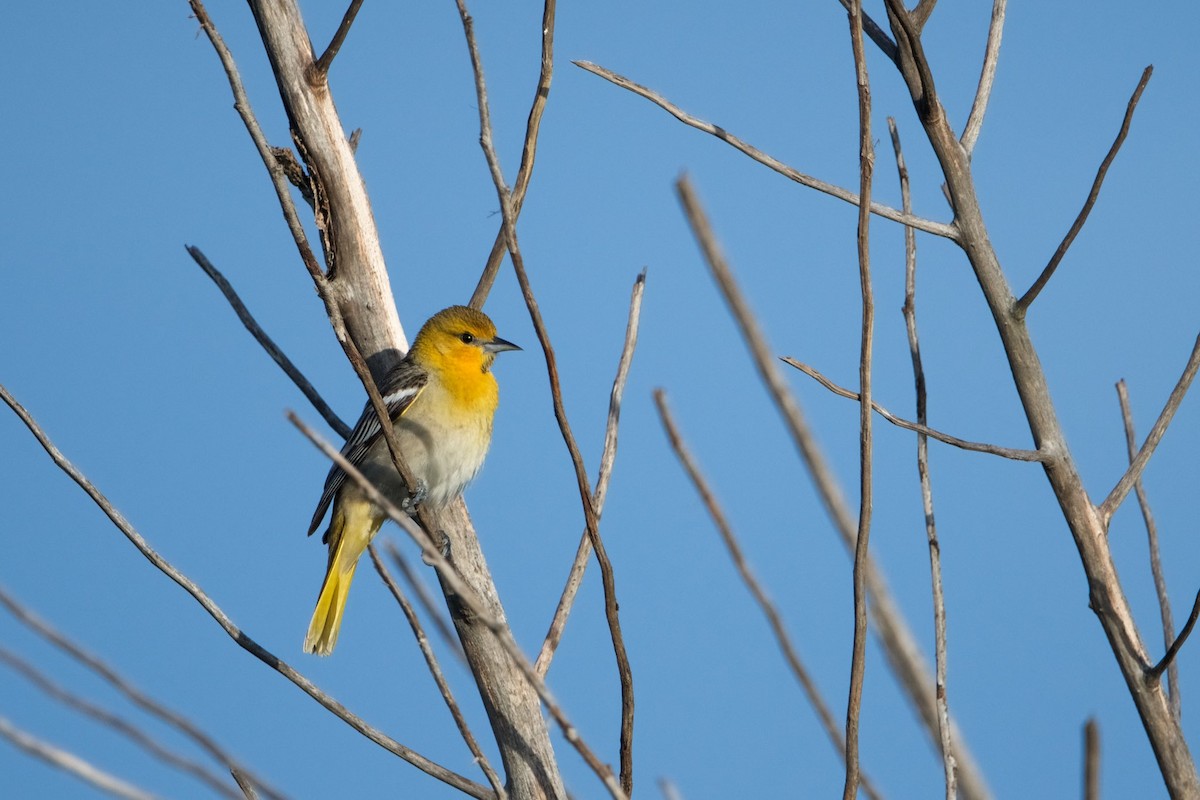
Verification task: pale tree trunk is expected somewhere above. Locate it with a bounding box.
[246,1,566,796]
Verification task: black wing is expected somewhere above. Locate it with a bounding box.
[306,360,428,535]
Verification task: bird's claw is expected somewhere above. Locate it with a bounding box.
[401,481,429,515]
[421,531,452,566]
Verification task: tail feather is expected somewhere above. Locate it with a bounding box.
[303,559,360,656]
[303,495,381,656]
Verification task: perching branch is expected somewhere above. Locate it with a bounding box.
[1016,66,1153,314]
[781,356,1043,462]
[289,411,629,800]
[0,384,491,800]
[654,391,884,800]
[573,60,958,240]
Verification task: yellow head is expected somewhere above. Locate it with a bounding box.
[409,305,521,378]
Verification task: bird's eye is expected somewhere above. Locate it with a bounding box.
[460,332,475,344]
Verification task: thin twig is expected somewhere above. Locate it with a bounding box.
[368,545,507,799]
[313,0,364,76]
[189,1,326,284]
[232,769,261,800]
[843,4,875,796]
[891,116,956,800]
[0,385,491,800]
[186,245,350,439]
[469,0,557,309]
[0,647,245,800]
[1083,718,1100,800]
[574,60,957,241]
[673,177,991,799]
[912,0,938,31]
[1148,590,1200,682]
[536,270,645,677]
[0,587,286,800]
[658,778,685,800]
[384,539,466,666]
[1016,66,1153,313]
[454,4,634,792]
[782,356,1042,461]
[289,411,629,800]
[1100,331,1200,524]
[0,715,161,800]
[959,0,1006,157]
[834,0,898,64]
[1117,380,1179,718]
[654,391,884,800]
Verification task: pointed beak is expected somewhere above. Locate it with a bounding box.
[484,335,521,354]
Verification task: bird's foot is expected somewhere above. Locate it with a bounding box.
[401,480,428,515]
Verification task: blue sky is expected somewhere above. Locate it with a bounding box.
[2,1,1198,798]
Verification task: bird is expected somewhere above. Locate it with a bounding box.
[303,305,520,655]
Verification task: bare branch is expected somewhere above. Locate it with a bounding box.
[654,391,884,800]
[891,116,957,800]
[574,60,958,240]
[959,0,1006,156]
[834,0,899,63]
[185,245,350,439]
[367,545,506,799]
[843,4,876,795]
[0,384,490,799]
[383,540,466,666]
[0,587,286,800]
[0,647,246,799]
[313,0,364,76]
[1084,718,1100,800]
[289,411,628,800]
[188,1,327,286]
[0,715,161,800]
[469,0,557,309]
[453,3,633,791]
[782,356,1043,462]
[671,172,991,799]
[1117,380,1180,718]
[1148,590,1200,682]
[658,778,685,800]
[536,270,645,677]
[1016,66,1153,313]
[912,0,938,31]
[233,769,261,800]
[880,0,1194,786]
[1100,331,1200,523]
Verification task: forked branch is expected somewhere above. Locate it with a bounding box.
[1017,66,1153,313]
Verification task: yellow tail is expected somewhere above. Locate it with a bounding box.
[304,496,381,656]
